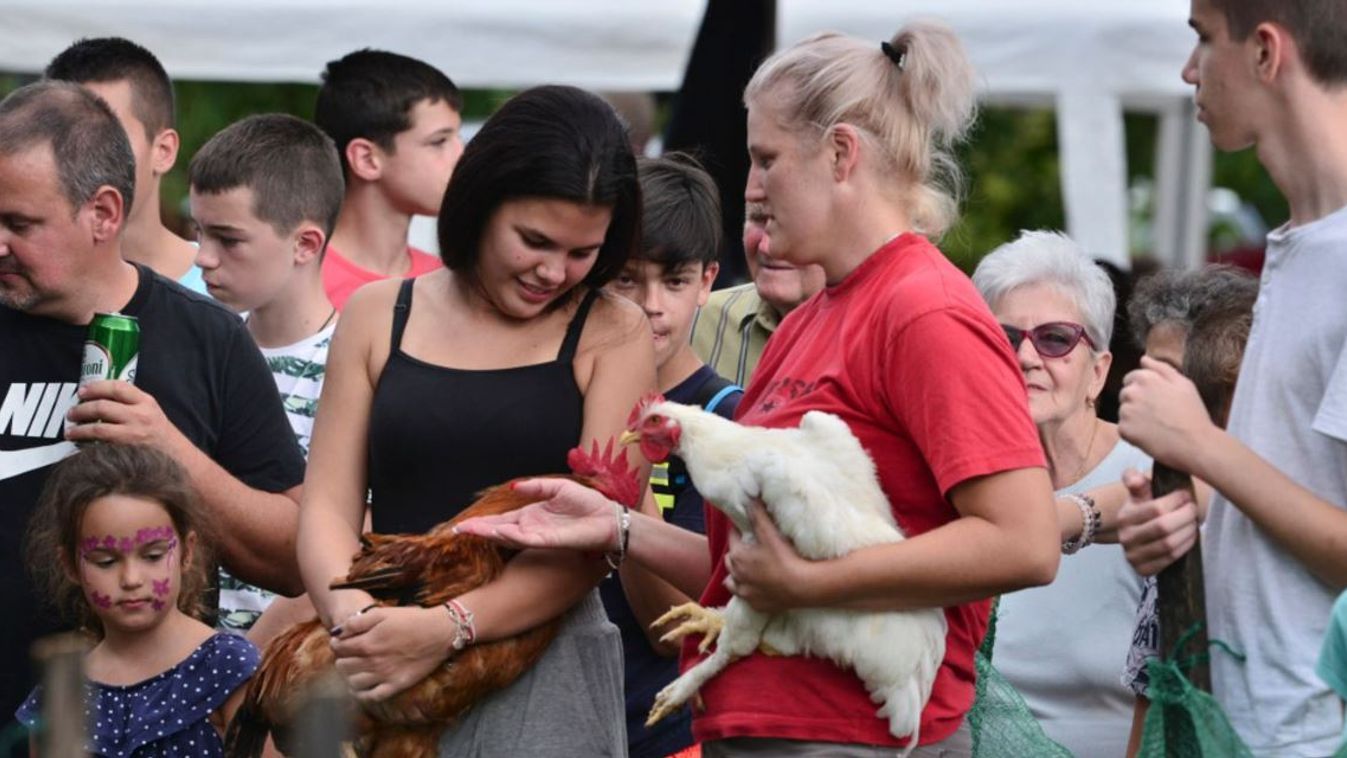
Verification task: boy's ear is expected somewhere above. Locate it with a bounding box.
[1252,22,1289,83]
[293,224,326,266]
[697,261,719,307]
[346,138,383,182]
[149,128,180,177]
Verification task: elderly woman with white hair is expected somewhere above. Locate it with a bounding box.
[972,231,1150,757]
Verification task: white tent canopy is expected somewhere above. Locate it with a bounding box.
[0,0,1210,268]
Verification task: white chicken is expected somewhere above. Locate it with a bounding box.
[621,394,948,757]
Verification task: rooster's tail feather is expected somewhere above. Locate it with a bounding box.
[223,692,271,758]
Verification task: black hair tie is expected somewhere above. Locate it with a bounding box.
[881,40,907,71]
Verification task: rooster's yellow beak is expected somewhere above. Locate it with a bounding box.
[618,430,641,446]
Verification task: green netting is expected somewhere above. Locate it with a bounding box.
[969,650,1074,757]
[1136,646,1252,758]
[1131,623,1253,758]
[968,599,1073,758]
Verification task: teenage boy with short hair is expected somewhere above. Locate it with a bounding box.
[602,153,742,758]
[189,113,344,632]
[314,49,464,309]
[1118,1,1347,752]
[45,37,206,291]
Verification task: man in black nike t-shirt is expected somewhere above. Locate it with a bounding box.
[0,81,304,732]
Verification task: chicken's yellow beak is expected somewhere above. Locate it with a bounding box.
[618,429,641,447]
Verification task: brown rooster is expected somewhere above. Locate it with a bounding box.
[224,440,642,757]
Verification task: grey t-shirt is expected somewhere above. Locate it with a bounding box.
[1205,205,1347,755]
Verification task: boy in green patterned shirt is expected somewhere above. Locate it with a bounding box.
[189,113,344,633]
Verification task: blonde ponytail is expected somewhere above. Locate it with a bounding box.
[744,21,977,238]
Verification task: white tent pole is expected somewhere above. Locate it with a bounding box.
[1153,103,1185,267]
[1154,101,1212,270]
[1178,104,1214,270]
[1056,88,1130,269]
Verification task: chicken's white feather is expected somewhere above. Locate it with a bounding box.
[640,401,948,758]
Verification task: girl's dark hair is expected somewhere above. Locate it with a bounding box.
[437,85,641,295]
[25,444,214,637]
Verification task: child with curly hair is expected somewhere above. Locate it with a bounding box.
[17,444,258,756]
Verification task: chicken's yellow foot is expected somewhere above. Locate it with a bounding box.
[655,602,723,653]
[757,641,783,656]
[647,692,680,726]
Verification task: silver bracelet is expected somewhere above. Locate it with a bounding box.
[1061,493,1100,554]
[604,504,631,570]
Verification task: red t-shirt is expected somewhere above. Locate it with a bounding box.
[688,233,1045,747]
[321,244,442,310]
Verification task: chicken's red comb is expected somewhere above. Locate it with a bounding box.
[626,392,667,428]
[567,437,643,507]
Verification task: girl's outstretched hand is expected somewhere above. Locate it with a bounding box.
[453,478,620,552]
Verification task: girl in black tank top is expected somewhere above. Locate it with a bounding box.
[367,280,599,534]
[295,86,652,756]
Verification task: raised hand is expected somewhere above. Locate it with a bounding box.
[1119,356,1217,472]
[65,379,191,453]
[1116,467,1200,576]
[453,478,620,552]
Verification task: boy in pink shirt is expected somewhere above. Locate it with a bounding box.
[314,49,464,309]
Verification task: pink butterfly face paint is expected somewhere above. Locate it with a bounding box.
[151,578,171,611]
[75,494,186,633]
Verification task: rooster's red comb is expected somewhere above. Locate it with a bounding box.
[567,437,642,507]
[626,392,667,428]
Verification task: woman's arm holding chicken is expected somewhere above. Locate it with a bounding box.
[726,306,1061,615]
[298,283,391,631]
[725,467,1060,614]
[297,284,463,704]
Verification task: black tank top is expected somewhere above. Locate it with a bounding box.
[367,279,598,534]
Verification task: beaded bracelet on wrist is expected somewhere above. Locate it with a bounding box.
[443,597,477,652]
[1061,492,1100,555]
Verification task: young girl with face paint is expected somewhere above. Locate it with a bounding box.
[16,443,259,756]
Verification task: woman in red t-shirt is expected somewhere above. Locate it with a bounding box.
[458,22,1060,757]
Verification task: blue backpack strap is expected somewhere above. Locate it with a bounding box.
[705,385,748,414]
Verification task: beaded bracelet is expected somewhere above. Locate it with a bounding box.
[604,504,632,570]
[443,597,477,652]
[1061,492,1101,555]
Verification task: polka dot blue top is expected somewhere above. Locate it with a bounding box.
[16,633,259,757]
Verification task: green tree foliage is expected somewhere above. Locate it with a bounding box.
[945,108,1065,272]
[0,76,1284,267]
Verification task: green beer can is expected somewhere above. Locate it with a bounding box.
[81,312,140,386]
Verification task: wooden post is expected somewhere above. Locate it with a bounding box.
[1151,463,1211,693]
[294,671,353,758]
[31,633,89,758]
